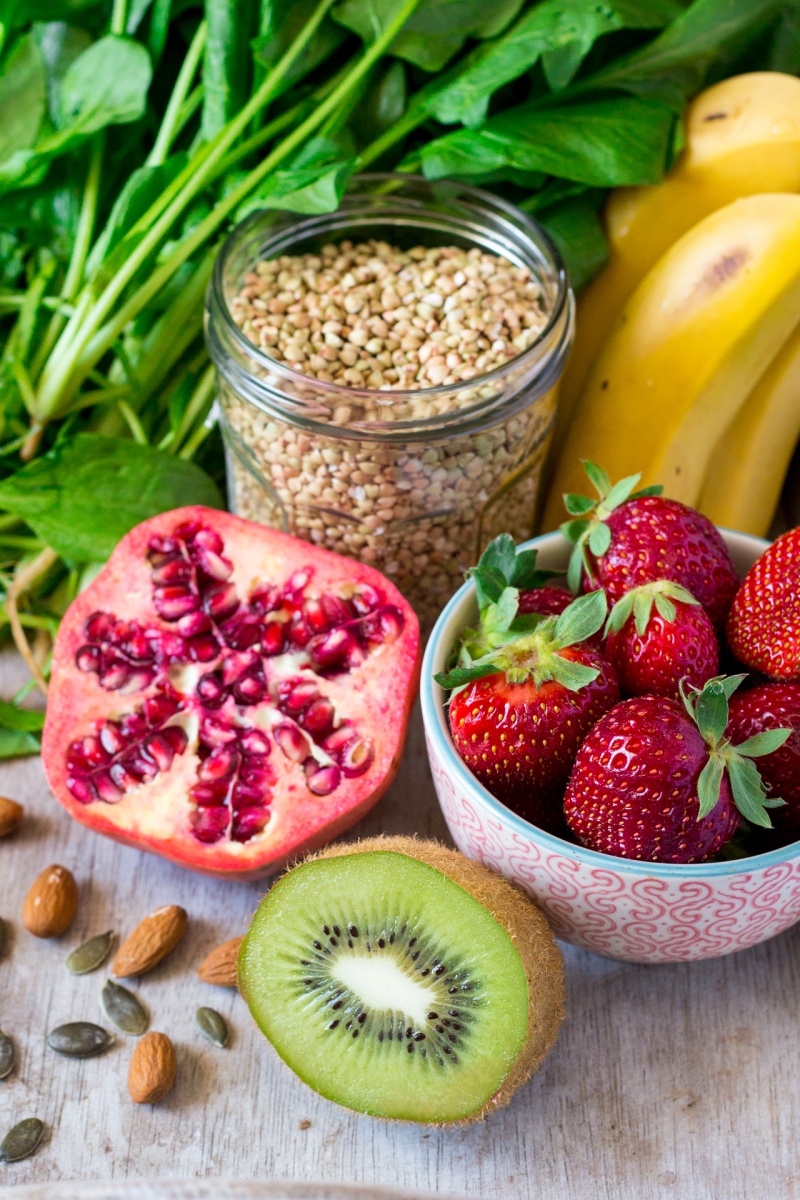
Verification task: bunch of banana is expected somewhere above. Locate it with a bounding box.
[542,72,800,536]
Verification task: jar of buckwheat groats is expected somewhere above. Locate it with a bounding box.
[205,176,574,628]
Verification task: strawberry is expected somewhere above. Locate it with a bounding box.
[727,683,800,832]
[564,676,791,864]
[436,590,619,832]
[604,580,719,701]
[561,461,739,629]
[517,584,573,617]
[727,528,800,680]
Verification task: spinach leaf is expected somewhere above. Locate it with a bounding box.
[351,59,406,145]
[422,95,676,187]
[769,4,800,73]
[255,0,347,92]
[0,434,222,561]
[0,727,42,758]
[0,35,47,186]
[0,699,45,733]
[539,195,609,293]
[0,0,103,28]
[579,0,785,110]
[86,153,187,274]
[237,135,358,219]
[52,35,152,138]
[429,0,681,127]
[32,20,92,123]
[0,156,83,259]
[333,0,523,71]
[202,0,252,141]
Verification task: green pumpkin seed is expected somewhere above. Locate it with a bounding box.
[0,1118,44,1163]
[47,1022,114,1058]
[66,930,114,975]
[0,1030,14,1080]
[100,980,149,1036]
[196,1006,229,1048]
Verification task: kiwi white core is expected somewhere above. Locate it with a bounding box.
[331,951,434,1024]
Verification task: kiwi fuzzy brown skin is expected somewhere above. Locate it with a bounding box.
[240,835,565,1124]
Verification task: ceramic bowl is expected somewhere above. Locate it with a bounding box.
[421,529,800,964]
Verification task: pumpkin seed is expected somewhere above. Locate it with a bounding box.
[66,930,114,975]
[100,979,149,1036]
[47,1021,114,1058]
[0,1117,44,1163]
[196,1006,229,1048]
[0,916,7,959]
[0,1030,14,1080]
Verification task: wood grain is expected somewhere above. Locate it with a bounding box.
[1,651,798,1200]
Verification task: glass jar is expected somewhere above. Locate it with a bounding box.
[205,176,574,628]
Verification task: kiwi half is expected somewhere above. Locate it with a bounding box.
[238,836,564,1123]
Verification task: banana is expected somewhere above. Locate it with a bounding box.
[542,193,800,529]
[549,72,800,477]
[697,322,800,537]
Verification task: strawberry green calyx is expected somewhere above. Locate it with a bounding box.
[453,535,558,667]
[680,676,792,828]
[605,580,699,637]
[561,460,662,593]
[436,591,607,693]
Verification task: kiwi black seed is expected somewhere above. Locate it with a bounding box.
[238,836,565,1124]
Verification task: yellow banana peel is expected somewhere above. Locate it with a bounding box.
[542,193,800,530]
[550,72,800,475]
[697,322,800,537]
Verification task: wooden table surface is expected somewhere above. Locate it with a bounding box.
[1,652,798,1200]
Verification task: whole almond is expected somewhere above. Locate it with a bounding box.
[0,797,23,838]
[128,1032,177,1104]
[113,905,187,978]
[22,864,78,938]
[197,936,243,988]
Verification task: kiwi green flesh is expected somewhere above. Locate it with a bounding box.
[239,850,530,1123]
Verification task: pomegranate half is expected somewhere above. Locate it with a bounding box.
[42,508,420,878]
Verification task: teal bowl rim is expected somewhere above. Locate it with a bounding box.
[420,529,800,880]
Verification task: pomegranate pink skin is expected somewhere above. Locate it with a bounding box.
[727,683,800,833]
[564,697,740,864]
[42,507,420,879]
[583,497,739,630]
[604,601,720,701]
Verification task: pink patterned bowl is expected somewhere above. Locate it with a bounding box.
[421,528,800,963]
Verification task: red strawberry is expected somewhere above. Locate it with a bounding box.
[604,581,719,701]
[564,676,789,864]
[727,683,800,832]
[437,591,619,832]
[517,584,572,617]
[727,528,800,680]
[561,461,739,629]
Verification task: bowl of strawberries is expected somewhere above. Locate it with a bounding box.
[421,463,800,963]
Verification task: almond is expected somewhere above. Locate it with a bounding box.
[0,797,23,838]
[22,864,78,938]
[128,1032,177,1104]
[197,936,243,988]
[112,905,187,978]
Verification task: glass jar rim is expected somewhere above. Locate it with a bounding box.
[207,174,574,440]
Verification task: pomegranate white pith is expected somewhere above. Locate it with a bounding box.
[42,508,420,878]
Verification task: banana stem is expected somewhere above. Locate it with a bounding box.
[5,547,59,697]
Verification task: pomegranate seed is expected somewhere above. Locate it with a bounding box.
[195,549,233,581]
[99,724,125,756]
[289,618,311,648]
[188,634,221,662]
[121,712,148,739]
[174,519,203,540]
[109,762,143,790]
[274,723,311,763]
[123,668,157,694]
[351,584,381,616]
[190,780,229,806]
[67,776,97,803]
[154,586,200,621]
[142,731,177,771]
[321,725,355,755]
[284,569,312,600]
[177,611,212,637]
[94,771,124,802]
[309,627,352,669]
[233,676,266,705]
[231,781,264,807]
[148,535,180,558]
[192,528,224,554]
[300,698,335,736]
[76,645,101,673]
[197,672,226,704]
[143,695,180,724]
[279,679,319,715]
[219,614,262,650]
[231,807,270,842]
[191,807,229,843]
[99,660,131,691]
[84,612,115,640]
[304,598,330,633]
[322,594,353,625]
[240,728,270,756]
[344,640,366,670]
[261,621,285,655]
[339,736,374,778]
[222,650,258,686]
[199,717,238,747]
[203,583,239,620]
[198,746,241,781]
[151,558,192,585]
[238,763,270,787]
[305,763,342,796]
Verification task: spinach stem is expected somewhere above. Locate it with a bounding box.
[4,547,59,697]
[116,399,149,444]
[170,363,216,455]
[35,0,340,421]
[147,20,207,166]
[110,0,127,35]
